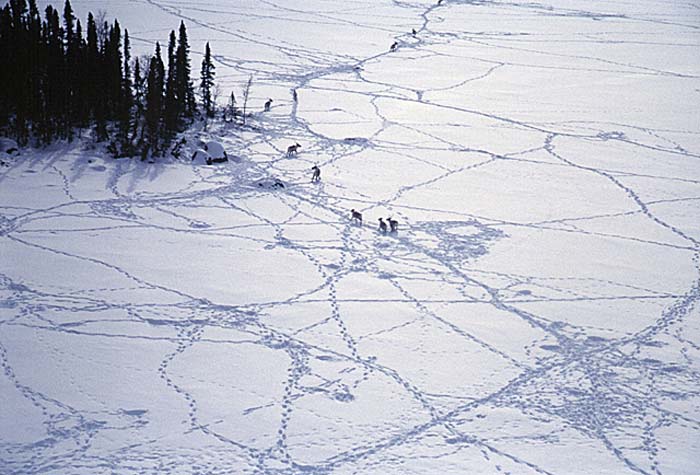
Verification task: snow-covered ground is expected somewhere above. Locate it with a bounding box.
[2,0,700,473]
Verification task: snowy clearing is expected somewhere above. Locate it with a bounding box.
[2,0,700,474]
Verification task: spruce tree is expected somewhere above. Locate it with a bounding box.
[175,21,195,118]
[43,5,64,143]
[132,56,145,132]
[0,6,10,128]
[62,0,77,136]
[163,29,177,135]
[117,28,133,154]
[10,0,29,143]
[104,20,122,118]
[144,42,164,158]
[123,29,132,105]
[62,0,73,44]
[200,42,215,118]
[73,18,90,130]
[223,91,238,123]
[85,12,104,138]
[27,0,43,135]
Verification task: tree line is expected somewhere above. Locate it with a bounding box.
[0,0,218,159]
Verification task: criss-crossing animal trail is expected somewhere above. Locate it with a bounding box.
[1,0,699,474]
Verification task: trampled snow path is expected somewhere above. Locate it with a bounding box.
[2,0,700,473]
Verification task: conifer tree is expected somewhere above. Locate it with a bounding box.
[73,18,90,129]
[62,0,77,136]
[85,11,105,138]
[132,57,145,118]
[122,29,132,104]
[0,6,10,128]
[200,42,215,118]
[131,55,146,144]
[175,21,195,118]
[10,0,30,143]
[62,0,72,44]
[117,28,133,154]
[27,0,43,134]
[163,29,177,135]
[43,5,64,142]
[144,42,164,158]
[223,91,238,123]
[104,20,122,117]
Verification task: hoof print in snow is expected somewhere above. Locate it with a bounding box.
[585,335,607,344]
[189,221,210,229]
[597,130,626,141]
[333,391,355,402]
[343,137,369,145]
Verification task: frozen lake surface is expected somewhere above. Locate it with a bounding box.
[2,0,700,473]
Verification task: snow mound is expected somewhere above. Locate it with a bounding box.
[0,137,19,154]
[205,141,227,160]
[191,148,212,165]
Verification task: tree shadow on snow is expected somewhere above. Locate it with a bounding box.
[125,160,169,194]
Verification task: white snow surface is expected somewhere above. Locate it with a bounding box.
[190,150,209,165]
[2,0,700,474]
[206,141,227,160]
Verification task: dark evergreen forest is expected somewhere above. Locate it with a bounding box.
[0,0,217,159]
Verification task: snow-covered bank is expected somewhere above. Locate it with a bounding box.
[2,0,700,474]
